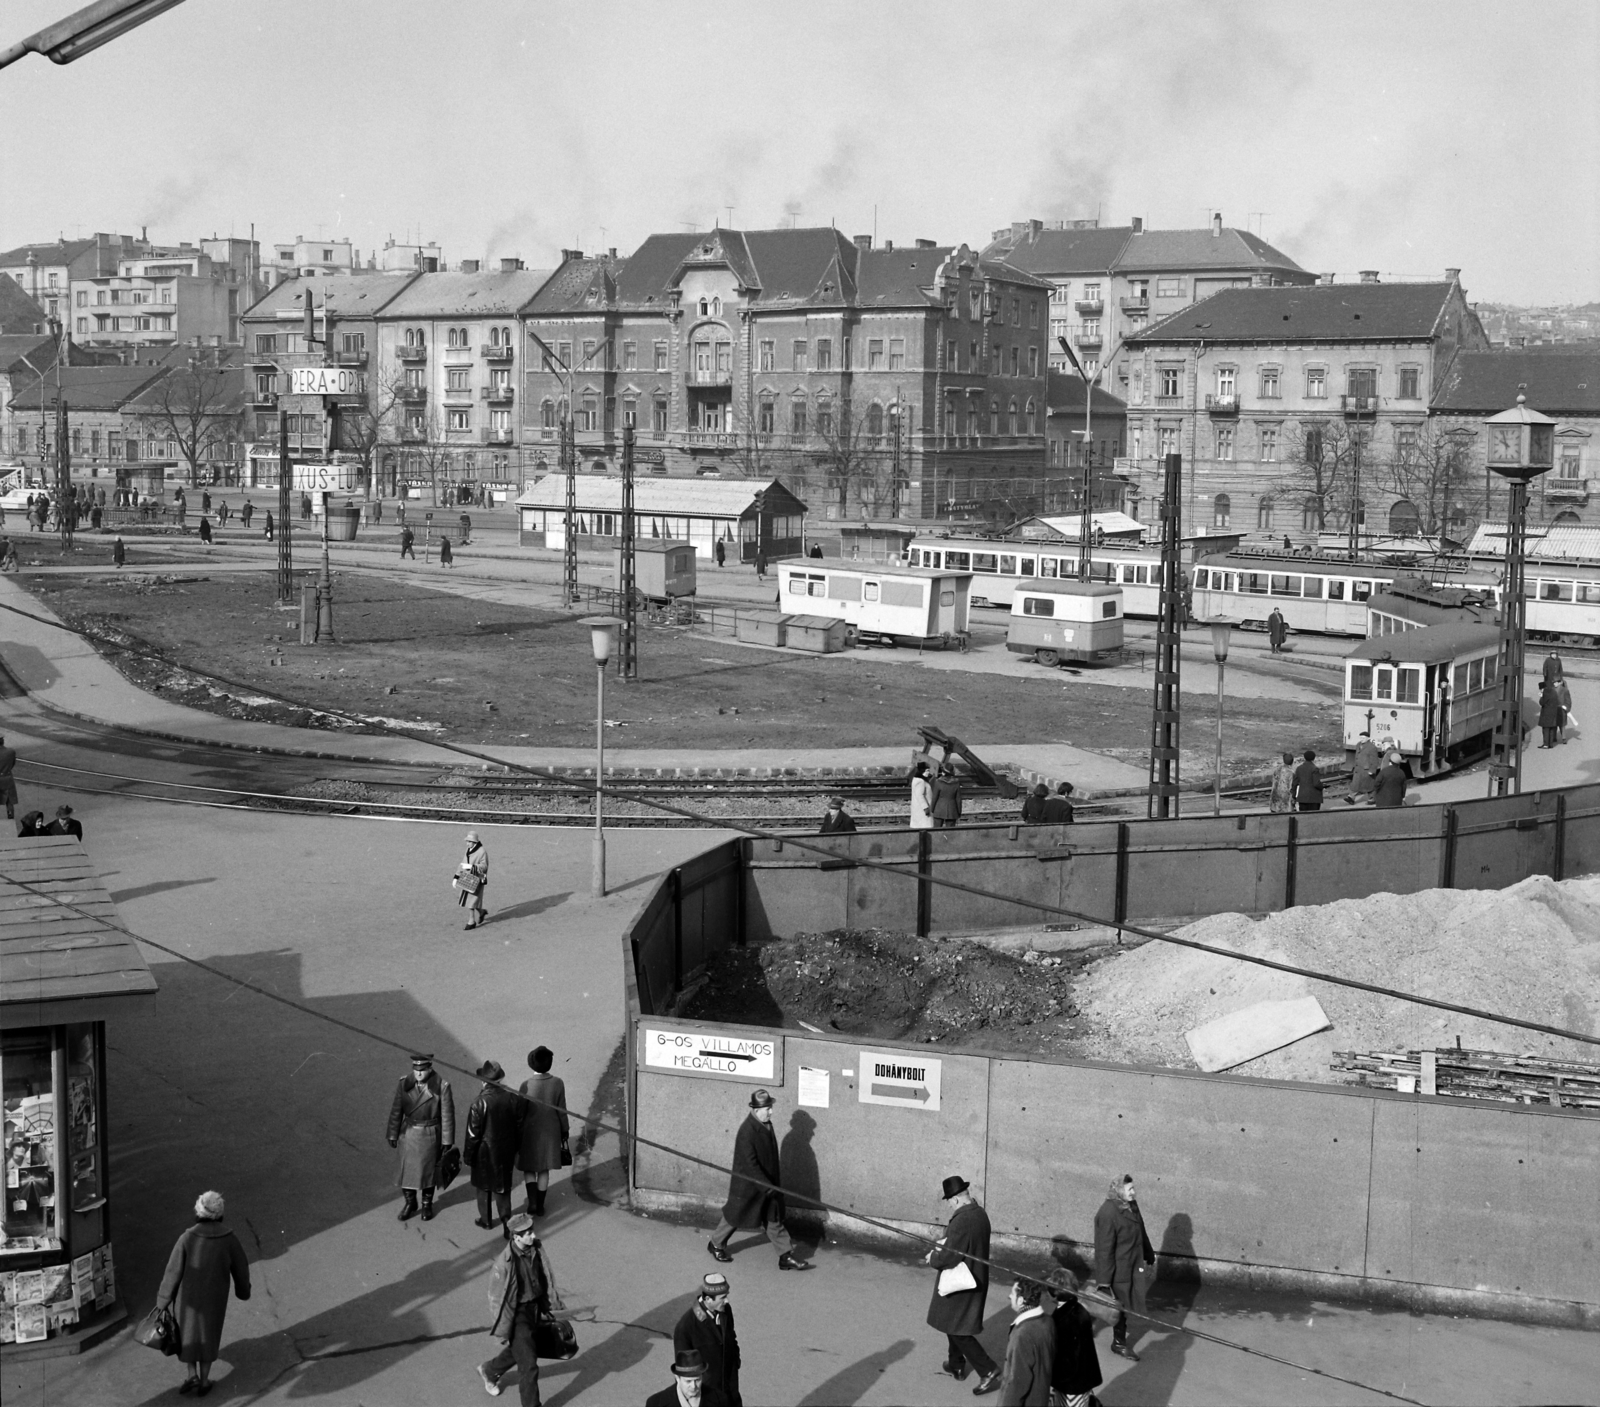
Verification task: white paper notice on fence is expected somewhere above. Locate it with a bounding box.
[798,1067,830,1108]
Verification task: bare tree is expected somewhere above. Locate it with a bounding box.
[338,368,405,499]
[805,397,904,520]
[1275,417,1367,532]
[410,406,455,508]
[140,357,246,487]
[1381,422,1481,540]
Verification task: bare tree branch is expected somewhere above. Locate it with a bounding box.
[138,356,245,487]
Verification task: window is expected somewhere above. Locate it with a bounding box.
[448,327,465,349]
[255,334,278,354]
[1156,277,1185,298]
[1011,297,1021,324]
[557,340,572,368]
[1213,493,1231,527]
[1306,366,1327,398]
[1395,425,1418,457]
[1052,318,1069,341]
[1025,399,1037,435]
[1010,346,1020,376]
[1559,447,1582,480]
[1082,318,1101,339]
[583,339,599,369]
[623,340,637,370]
[75,290,85,307]
[1053,282,1070,303]
[447,409,470,432]
[622,401,637,429]
[1158,424,1179,457]
[816,400,833,437]
[579,398,598,432]
[1399,366,1420,399]
[966,288,979,320]
[75,317,86,333]
[867,339,883,370]
[1022,595,1055,617]
[1257,496,1274,529]
[816,337,832,370]
[541,399,556,431]
[946,339,959,371]
[653,400,668,434]
[1304,425,1325,465]
[91,430,101,455]
[944,396,957,437]
[1160,366,1181,398]
[1029,301,1040,329]
[1217,367,1236,399]
[867,403,883,439]
[791,398,807,436]
[1347,367,1377,399]
[759,340,775,372]
[1350,665,1374,700]
[1028,346,1040,377]
[793,340,807,371]
[1008,399,1019,436]
[990,400,999,436]
[1396,668,1420,704]
[758,398,775,434]
[715,341,732,375]
[654,340,668,371]
[966,403,979,439]
[1254,424,1278,462]
[1216,426,1234,460]
[842,338,851,370]
[887,337,904,371]
[447,367,471,393]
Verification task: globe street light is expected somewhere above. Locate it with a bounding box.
[583,617,622,896]
[1209,618,1232,815]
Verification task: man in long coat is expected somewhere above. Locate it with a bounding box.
[998,1278,1053,1406]
[465,1059,525,1230]
[707,1088,807,1271]
[1348,733,1382,803]
[930,765,963,828]
[1267,607,1287,654]
[926,1174,999,1392]
[386,1053,455,1222]
[674,1272,742,1406]
[1094,1173,1154,1361]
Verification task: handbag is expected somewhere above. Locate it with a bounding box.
[559,1135,572,1168]
[453,870,484,894]
[937,1260,979,1296]
[136,1306,180,1356]
[534,1312,578,1361]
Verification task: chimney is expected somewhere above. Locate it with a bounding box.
[460,258,481,273]
[853,234,873,250]
[1010,221,1028,240]
[1131,216,1143,234]
[561,249,584,262]
[1211,212,1222,237]
[1029,219,1043,239]
[422,256,439,273]
[883,240,893,253]
[1359,269,1379,284]
[608,247,617,260]
[915,238,936,249]
[1321,272,1336,286]
[1445,267,1461,283]
[500,257,523,272]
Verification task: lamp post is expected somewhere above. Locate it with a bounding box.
[1483,391,1556,797]
[583,616,622,896]
[1208,618,1232,815]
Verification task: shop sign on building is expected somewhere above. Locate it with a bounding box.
[641,1025,781,1083]
[857,1050,942,1110]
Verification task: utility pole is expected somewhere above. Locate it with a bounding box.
[276,403,293,601]
[1147,452,1184,819]
[1057,334,1122,581]
[618,425,637,679]
[562,412,577,605]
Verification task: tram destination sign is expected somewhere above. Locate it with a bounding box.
[641,1025,781,1084]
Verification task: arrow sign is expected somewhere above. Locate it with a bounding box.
[859,1051,942,1111]
[869,1082,931,1103]
[642,1027,778,1083]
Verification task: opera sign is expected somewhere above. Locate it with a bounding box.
[642,1026,780,1084]
[290,366,361,397]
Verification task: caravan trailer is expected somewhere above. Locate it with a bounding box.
[775,559,971,647]
[1006,580,1125,665]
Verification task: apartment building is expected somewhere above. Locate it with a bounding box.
[3,362,170,483]
[1044,372,1128,509]
[74,243,257,350]
[520,227,1053,525]
[1121,273,1489,541]
[0,233,147,328]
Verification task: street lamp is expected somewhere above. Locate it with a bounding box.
[1208,618,1232,815]
[1483,391,1556,797]
[584,616,622,896]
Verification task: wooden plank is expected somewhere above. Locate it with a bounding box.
[1184,996,1332,1073]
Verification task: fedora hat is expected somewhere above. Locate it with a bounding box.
[748,1088,775,1109]
[940,1175,970,1200]
[475,1059,505,1081]
[671,1348,708,1379]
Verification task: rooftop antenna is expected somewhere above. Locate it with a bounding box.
[873,204,877,244]
[725,205,735,228]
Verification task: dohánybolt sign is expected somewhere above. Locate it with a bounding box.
[642,1026,780,1083]
[858,1051,942,1110]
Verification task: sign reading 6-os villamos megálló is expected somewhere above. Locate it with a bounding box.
[642,1027,780,1083]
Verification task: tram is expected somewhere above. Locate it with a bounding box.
[1517,562,1600,645]
[906,537,1167,612]
[1006,581,1124,665]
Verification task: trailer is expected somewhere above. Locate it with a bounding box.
[775,559,970,647]
[614,539,697,603]
[1006,580,1125,665]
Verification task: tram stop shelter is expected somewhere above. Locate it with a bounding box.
[0,836,157,1357]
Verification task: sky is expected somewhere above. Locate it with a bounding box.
[1,0,1596,306]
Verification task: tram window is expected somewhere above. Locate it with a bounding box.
[1522,579,1538,599]
[1468,658,1483,690]
[1022,596,1055,616]
[1350,665,1374,700]
[1019,557,1036,577]
[909,549,922,566]
[973,553,998,573]
[1303,577,1324,599]
[1091,562,1114,582]
[1193,569,1209,589]
[1242,572,1269,595]
[1133,565,1150,584]
[1579,582,1600,603]
[999,555,1017,574]
[1221,573,1235,592]
[945,551,969,570]
[1376,667,1393,700]
[1352,581,1373,601]
[1271,574,1303,596]
[1454,663,1469,694]
[1541,581,1574,602]
[1040,557,1058,578]
[1327,580,1346,600]
[863,582,880,602]
[1397,668,1420,704]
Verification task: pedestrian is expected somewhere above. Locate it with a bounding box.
[925,1174,999,1393]
[1282,534,1293,552]
[198,516,212,545]
[1267,607,1287,655]
[1041,781,1074,824]
[111,535,126,568]
[1556,676,1577,740]
[201,489,211,514]
[909,760,934,829]
[456,829,489,928]
[385,1053,455,1223]
[1021,782,1049,824]
[515,1045,569,1218]
[674,1272,742,1407]
[241,499,253,528]
[1346,733,1382,805]
[1538,680,1562,749]
[754,550,767,581]
[1542,650,1564,686]
[998,1277,1053,1407]
[397,500,407,527]
[174,489,186,527]
[1269,751,1296,814]
[301,492,312,521]
[1374,750,1408,808]
[371,498,383,524]
[263,510,274,541]
[930,763,963,828]
[46,804,82,841]
[153,1190,251,1398]
[439,535,454,568]
[460,512,472,545]
[1291,749,1323,811]
[218,500,230,526]
[0,536,15,573]
[1047,1269,1105,1407]
[1094,1173,1154,1362]
[646,1348,726,1407]
[0,734,17,820]
[89,503,102,529]
[479,1212,565,1404]
[819,795,856,833]
[714,538,725,568]
[465,1059,526,1232]
[16,810,46,838]
[400,525,416,559]
[707,1088,808,1270]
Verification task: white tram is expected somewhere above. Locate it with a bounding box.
[1519,563,1600,645]
[775,559,970,647]
[1342,624,1502,776]
[906,537,1168,613]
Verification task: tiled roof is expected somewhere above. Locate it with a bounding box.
[0,332,59,373]
[0,275,48,333]
[1115,227,1306,274]
[241,273,418,321]
[517,474,807,516]
[0,238,99,270]
[1045,370,1128,415]
[855,246,946,306]
[1432,350,1600,415]
[7,362,169,411]
[1129,282,1457,344]
[983,226,1134,275]
[521,255,616,314]
[378,269,555,319]
[123,362,252,415]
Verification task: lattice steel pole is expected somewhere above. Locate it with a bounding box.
[276,405,293,602]
[1487,479,1529,797]
[1147,452,1183,818]
[562,412,578,606]
[618,425,637,679]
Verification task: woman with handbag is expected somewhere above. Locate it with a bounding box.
[153,1190,251,1397]
[455,830,489,929]
[516,1045,569,1217]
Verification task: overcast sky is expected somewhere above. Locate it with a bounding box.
[2,0,1595,305]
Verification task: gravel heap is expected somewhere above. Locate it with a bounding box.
[1072,875,1600,1083]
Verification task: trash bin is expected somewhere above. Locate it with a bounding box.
[328,505,360,541]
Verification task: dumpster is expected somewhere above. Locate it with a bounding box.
[784,613,849,653]
[736,612,787,647]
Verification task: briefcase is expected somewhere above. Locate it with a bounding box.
[437,1145,462,1189]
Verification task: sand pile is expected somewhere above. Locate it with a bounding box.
[1073,875,1600,1083]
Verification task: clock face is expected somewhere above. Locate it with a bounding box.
[1490,426,1521,463]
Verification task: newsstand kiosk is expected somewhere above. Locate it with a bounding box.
[1,836,157,1356]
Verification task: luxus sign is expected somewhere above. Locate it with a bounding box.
[289,366,361,397]
[641,1025,781,1084]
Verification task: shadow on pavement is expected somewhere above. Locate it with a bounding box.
[796,1336,916,1406]
[1100,1212,1199,1407]
[486,889,572,925]
[541,1291,691,1407]
[108,876,218,904]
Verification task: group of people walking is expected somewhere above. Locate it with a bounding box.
[1538,651,1577,749]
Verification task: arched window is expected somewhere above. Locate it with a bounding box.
[1388,499,1421,536]
[867,403,884,440]
[698,297,709,316]
[1025,399,1036,435]
[1008,399,1019,437]
[1551,509,1582,525]
[1257,496,1273,529]
[541,399,555,430]
[1213,493,1231,527]
[791,396,807,438]
[712,296,722,316]
[990,400,1000,436]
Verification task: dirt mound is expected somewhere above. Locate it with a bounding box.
[682,928,1089,1053]
[1073,875,1600,1082]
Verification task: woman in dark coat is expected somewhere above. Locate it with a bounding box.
[155,1190,251,1396]
[1094,1174,1154,1360]
[1048,1269,1105,1406]
[1538,681,1563,749]
[925,1175,997,1388]
[930,766,963,828]
[464,1060,526,1229]
[516,1045,568,1216]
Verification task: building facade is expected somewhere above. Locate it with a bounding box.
[3,363,171,485]
[0,234,145,330]
[1121,274,1490,543]
[74,244,254,351]
[1045,371,1128,513]
[519,228,1051,527]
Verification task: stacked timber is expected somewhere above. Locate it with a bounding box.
[1331,1048,1600,1109]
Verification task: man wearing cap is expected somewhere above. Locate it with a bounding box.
[926,1174,1000,1393]
[480,1212,562,1402]
[707,1089,809,1271]
[674,1273,742,1406]
[818,796,857,834]
[465,1060,526,1231]
[46,804,83,841]
[645,1347,728,1407]
[385,1054,455,1222]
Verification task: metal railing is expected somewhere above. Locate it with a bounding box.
[686,369,733,387]
[396,342,427,360]
[482,343,514,361]
[482,385,514,403]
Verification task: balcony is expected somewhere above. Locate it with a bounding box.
[482,342,514,362]
[249,393,277,410]
[1119,296,1149,314]
[1341,394,1378,417]
[396,341,427,361]
[1075,298,1104,315]
[482,384,514,404]
[687,368,733,387]
[401,424,426,442]
[1205,394,1240,416]
[331,348,368,368]
[1075,331,1103,350]
[683,430,737,447]
[482,427,515,445]
[1547,477,1589,502]
[398,384,427,403]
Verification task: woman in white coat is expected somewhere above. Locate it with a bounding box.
[909,761,934,830]
[456,830,489,929]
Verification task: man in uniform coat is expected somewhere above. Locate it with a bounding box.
[1094,1173,1154,1360]
[386,1054,455,1222]
[930,764,963,829]
[707,1089,808,1271]
[465,1060,525,1231]
[925,1174,1000,1393]
[673,1272,742,1406]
